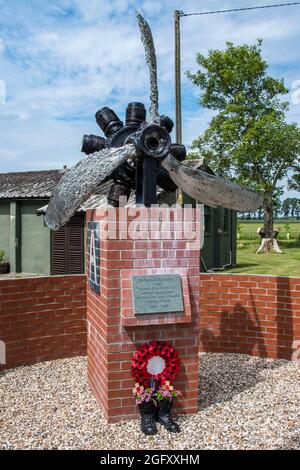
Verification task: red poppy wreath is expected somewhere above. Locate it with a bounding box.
[131,340,180,387]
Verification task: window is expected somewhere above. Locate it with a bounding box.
[51,214,84,275]
[204,207,211,234]
[223,209,229,233]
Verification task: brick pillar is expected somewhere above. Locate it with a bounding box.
[86,207,200,423]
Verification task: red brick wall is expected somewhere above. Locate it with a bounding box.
[199,273,300,360]
[0,275,87,370]
[1,269,299,388]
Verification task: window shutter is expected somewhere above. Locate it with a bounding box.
[51,226,67,275]
[67,215,84,274]
[51,214,84,275]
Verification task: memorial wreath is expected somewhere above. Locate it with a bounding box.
[131,340,181,435]
[131,340,181,387]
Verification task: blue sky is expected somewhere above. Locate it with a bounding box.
[0,0,299,198]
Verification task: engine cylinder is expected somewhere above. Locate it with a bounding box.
[81,134,106,155]
[95,107,123,137]
[126,102,146,126]
[169,143,186,162]
[160,115,174,134]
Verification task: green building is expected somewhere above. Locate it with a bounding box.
[0,166,236,275]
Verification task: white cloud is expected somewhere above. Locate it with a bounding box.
[0,80,6,105]
[0,109,28,121]
[73,0,137,21]
[31,26,137,68]
[0,38,5,55]
[141,0,163,16]
[0,113,86,171]
[183,109,215,148]
[1,0,300,172]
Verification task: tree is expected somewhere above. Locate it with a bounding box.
[290,198,299,219]
[281,198,292,219]
[187,40,300,251]
[273,200,281,220]
[289,166,300,192]
[295,200,300,220]
[283,197,300,219]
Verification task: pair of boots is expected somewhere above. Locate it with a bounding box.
[138,399,180,435]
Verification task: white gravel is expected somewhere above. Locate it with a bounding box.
[0,353,299,450]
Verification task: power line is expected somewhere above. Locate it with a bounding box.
[174,2,300,156]
[180,2,300,17]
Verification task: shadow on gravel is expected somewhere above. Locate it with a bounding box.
[198,352,287,410]
[199,274,297,409]
[273,432,300,450]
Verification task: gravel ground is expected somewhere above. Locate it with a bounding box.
[0,353,299,450]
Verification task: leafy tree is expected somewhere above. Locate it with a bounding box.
[289,166,300,192]
[290,197,299,219]
[187,40,300,245]
[257,207,263,220]
[273,200,281,220]
[295,200,300,219]
[283,197,300,219]
[281,198,292,219]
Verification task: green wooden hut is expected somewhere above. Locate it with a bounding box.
[0,165,236,275]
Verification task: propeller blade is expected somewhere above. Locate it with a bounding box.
[44,144,137,230]
[161,154,263,211]
[136,12,159,125]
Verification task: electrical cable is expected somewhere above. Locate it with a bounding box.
[180,2,300,17]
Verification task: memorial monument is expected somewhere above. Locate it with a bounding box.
[44,13,262,429]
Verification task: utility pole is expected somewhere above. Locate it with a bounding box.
[174,10,184,205]
[174,10,183,145]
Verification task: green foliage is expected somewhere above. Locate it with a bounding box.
[236,220,299,240]
[187,41,300,198]
[0,250,6,263]
[226,238,300,276]
[155,383,180,401]
[187,41,288,113]
[282,197,300,219]
[289,165,300,191]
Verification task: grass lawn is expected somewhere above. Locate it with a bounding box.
[226,239,300,277]
[238,220,300,240]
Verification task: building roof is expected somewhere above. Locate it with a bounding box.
[0,169,66,199]
[37,180,118,213]
[0,158,210,211]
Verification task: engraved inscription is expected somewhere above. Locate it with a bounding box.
[132,274,184,315]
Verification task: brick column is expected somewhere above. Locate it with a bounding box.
[86,207,200,423]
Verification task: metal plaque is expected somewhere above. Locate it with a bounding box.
[131,274,184,315]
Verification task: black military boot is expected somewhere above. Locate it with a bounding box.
[138,401,158,435]
[158,399,180,433]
